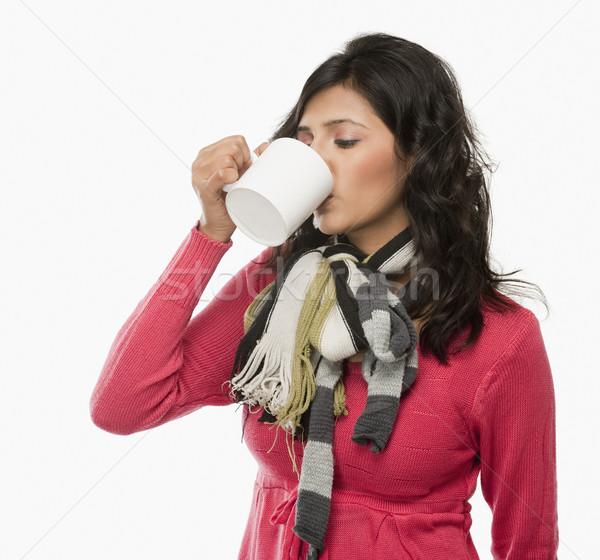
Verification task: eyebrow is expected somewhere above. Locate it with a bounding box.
[296,118,369,132]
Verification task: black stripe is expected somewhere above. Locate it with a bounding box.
[322,242,364,260]
[402,363,418,391]
[294,489,331,550]
[305,386,335,444]
[361,226,412,271]
[351,394,401,453]
[329,261,366,350]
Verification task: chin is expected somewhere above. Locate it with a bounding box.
[312,214,344,237]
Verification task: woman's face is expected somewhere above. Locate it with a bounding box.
[295,84,411,255]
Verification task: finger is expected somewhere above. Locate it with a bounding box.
[204,167,239,194]
[255,141,270,156]
[228,135,252,173]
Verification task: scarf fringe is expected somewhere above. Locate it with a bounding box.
[228,227,420,560]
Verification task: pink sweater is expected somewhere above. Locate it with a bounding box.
[90,221,559,559]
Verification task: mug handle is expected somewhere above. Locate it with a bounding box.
[222,150,259,193]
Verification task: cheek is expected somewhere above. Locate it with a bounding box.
[351,148,399,198]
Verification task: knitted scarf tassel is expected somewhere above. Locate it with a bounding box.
[227,228,419,559]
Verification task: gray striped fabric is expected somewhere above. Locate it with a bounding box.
[294,264,418,559]
[294,358,342,557]
[352,272,418,451]
[229,226,419,559]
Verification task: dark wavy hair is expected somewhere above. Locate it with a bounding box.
[253,32,549,365]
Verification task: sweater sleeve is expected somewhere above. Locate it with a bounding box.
[468,310,559,559]
[89,220,274,435]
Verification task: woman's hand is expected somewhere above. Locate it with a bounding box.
[191,135,270,243]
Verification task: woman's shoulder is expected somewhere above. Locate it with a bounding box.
[479,290,540,346]
[444,292,543,382]
[438,294,551,425]
[467,294,554,428]
[481,293,547,371]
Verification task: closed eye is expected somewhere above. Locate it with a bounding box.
[335,139,359,149]
[298,139,359,149]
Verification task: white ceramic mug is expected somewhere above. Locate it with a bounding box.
[222,137,334,246]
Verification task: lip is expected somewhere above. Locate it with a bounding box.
[316,195,333,210]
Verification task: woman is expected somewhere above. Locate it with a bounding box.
[90,32,558,559]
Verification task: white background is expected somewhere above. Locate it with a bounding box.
[1,1,597,558]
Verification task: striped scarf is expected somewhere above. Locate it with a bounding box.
[227,227,419,559]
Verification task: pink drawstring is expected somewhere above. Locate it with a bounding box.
[270,486,298,525]
[270,487,329,560]
[270,486,303,559]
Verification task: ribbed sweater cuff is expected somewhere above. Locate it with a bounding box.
[155,219,233,309]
